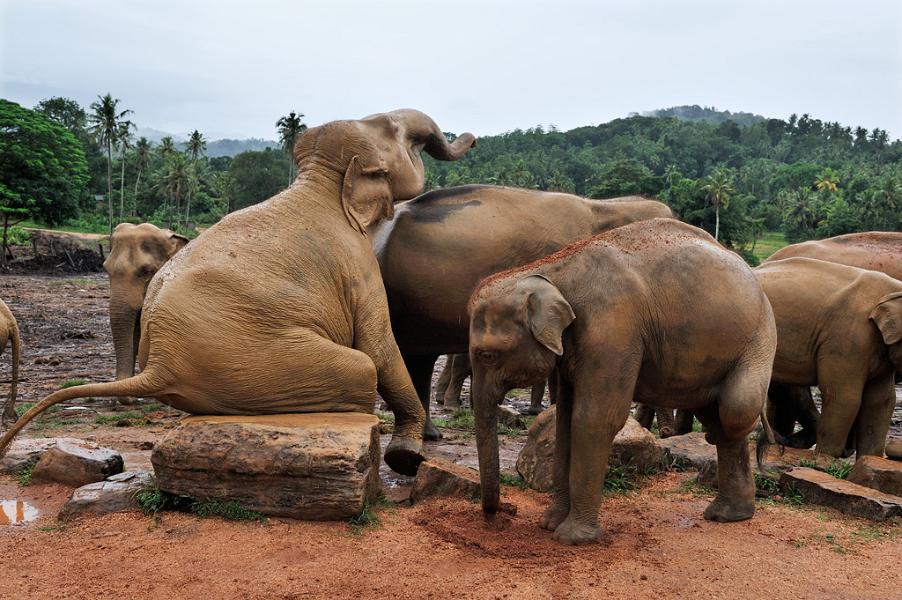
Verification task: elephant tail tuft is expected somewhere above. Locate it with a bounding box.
[755,404,787,473]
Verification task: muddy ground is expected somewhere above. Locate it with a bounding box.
[0,273,901,600]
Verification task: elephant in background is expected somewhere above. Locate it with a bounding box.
[756,257,902,458]
[104,223,189,404]
[765,231,902,280]
[373,184,675,439]
[1,109,476,476]
[434,352,549,414]
[0,299,20,424]
[468,219,776,545]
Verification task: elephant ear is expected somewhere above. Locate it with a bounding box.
[870,292,902,345]
[341,155,394,237]
[167,232,189,253]
[523,275,575,356]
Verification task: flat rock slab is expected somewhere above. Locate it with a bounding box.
[656,432,716,470]
[411,458,480,502]
[780,467,902,521]
[848,456,902,497]
[152,413,382,521]
[58,471,153,521]
[516,407,663,492]
[0,438,73,474]
[497,406,526,430]
[30,440,124,487]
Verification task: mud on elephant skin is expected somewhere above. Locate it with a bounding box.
[468,219,776,545]
[0,298,20,424]
[104,222,189,405]
[0,109,476,476]
[756,257,902,459]
[372,184,675,440]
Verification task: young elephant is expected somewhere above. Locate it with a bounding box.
[0,109,475,475]
[468,219,776,545]
[756,257,902,458]
[0,299,20,424]
[104,223,188,404]
[435,352,549,414]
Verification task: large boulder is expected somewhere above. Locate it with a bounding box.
[516,407,663,492]
[0,438,65,474]
[780,467,902,521]
[656,432,717,470]
[30,440,124,487]
[847,456,902,497]
[411,458,480,502]
[152,413,382,520]
[58,471,153,520]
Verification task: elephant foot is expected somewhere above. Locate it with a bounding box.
[424,421,443,441]
[539,503,569,531]
[526,404,543,416]
[444,399,461,411]
[116,396,137,406]
[659,426,674,438]
[703,495,755,523]
[434,396,445,406]
[552,517,601,546]
[384,435,426,476]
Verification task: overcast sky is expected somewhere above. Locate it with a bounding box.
[1,0,900,140]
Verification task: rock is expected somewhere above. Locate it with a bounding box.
[30,440,124,487]
[847,456,902,497]
[498,406,525,430]
[152,413,382,520]
[780,467,902,521]
[886,438,902,461]
[656,432,717,470]
[516,407,663,492]
[0,437,68,474]
[410,458,480,502]
[58,471,153,520]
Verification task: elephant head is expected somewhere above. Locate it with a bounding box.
[870,291,902,371]
[103,223,188,402]
[469,275,575,513]
[293,109,476,235]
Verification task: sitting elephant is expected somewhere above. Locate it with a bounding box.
[434,352,550,415]
[373,184,675,439]
[0,109,475,475]
[468,219,776,545]
[765,231,902,280]
[104,223,188,404]
[0,299,20,424]
[756,257,902,458]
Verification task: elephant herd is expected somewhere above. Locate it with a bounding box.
[0,109,900,546]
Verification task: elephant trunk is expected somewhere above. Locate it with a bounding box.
[655,407,676,438]
[473,372,503,514]
[393,109,476,161]
[109,297,140,387]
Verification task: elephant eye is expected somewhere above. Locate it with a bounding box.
[477,350,497,362]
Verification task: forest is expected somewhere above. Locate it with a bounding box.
[2,97,900,265]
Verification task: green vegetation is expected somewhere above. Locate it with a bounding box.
[190,498,265,522]
[347,503,380,535]
[825,460,853,480]
[16,461,35,486]
[136,481,264,522]
[500,474,529,489]
[750,231,788,261]
[95,411,145,426]
[62,378,87,388]
[433,408,475,431]
[603,462,661,495]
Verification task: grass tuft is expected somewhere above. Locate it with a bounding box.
[824,460,853,480]
[500,474,529,489]
[16,461,35,487]
[434,408,475,431]
[347,503,380,535]
[62,378,88,388]
[135,480,263,522]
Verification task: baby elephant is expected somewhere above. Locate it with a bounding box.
[468,219,776,545]
[0,299,20,424]
[756,257,902,458]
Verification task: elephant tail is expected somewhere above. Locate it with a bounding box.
[755,403,786,472]
[0,369,167,459]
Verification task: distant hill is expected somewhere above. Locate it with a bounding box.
[637,105,766,127]
[203,138,279,158]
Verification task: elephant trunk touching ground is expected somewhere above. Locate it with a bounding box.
[0,299,20,424]
[473,371,504,514]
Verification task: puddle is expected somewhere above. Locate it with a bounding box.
[0,500,39,526]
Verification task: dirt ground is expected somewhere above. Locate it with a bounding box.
[0,274,901,600]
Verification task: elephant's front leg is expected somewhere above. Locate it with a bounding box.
[540,376,573,532]
[527,381,546,415]
[815,363,867,457]
[553,364,637,545]
[855,373,895,457]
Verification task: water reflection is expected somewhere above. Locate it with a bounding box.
[0,500,39,525]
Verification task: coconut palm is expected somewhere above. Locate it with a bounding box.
[88,94,133,233]
[276,111,307,185]
[158,136,176,158]
[158,153,193,227]
[702,167,735,242]
[116,121,134,220]
[184,130,206,226]
[815,168,840,194]
[132,138,152,216]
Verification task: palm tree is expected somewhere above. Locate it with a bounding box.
[158,136,176,158]
[158,154,193,227]
[132,138,152,216]
[702,167,735,242]
[183,130,206,226]
[815,168,840,194]
[88,94,133,233]
[276,111,307,185]
[116,121,134,220]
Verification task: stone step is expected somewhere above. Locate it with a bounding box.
[411,458,480,502]
[59,471,153,520]
[780,467,902,521]
[151,413,382,521]
[847,455,902,497]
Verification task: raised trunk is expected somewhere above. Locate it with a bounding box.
[473,374,502,514]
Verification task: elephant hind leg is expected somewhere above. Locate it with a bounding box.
[527,381,546,415]
[433,357,452,405]
[404,354,441,441]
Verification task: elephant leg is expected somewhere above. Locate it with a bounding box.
[433,356,453,406]
[674,409,694,435]
[527,380,546,415]
[552,358,639,545]
[442,354,470,409]
[404,353,442,441]
[548,370,559,406]
[697,362,766,523]
[785,386,819,449]
[815,367,866,458]
[540,376,573,532]
[855,373,895,458]
[655,407,676,438]
[635,403,655,430]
